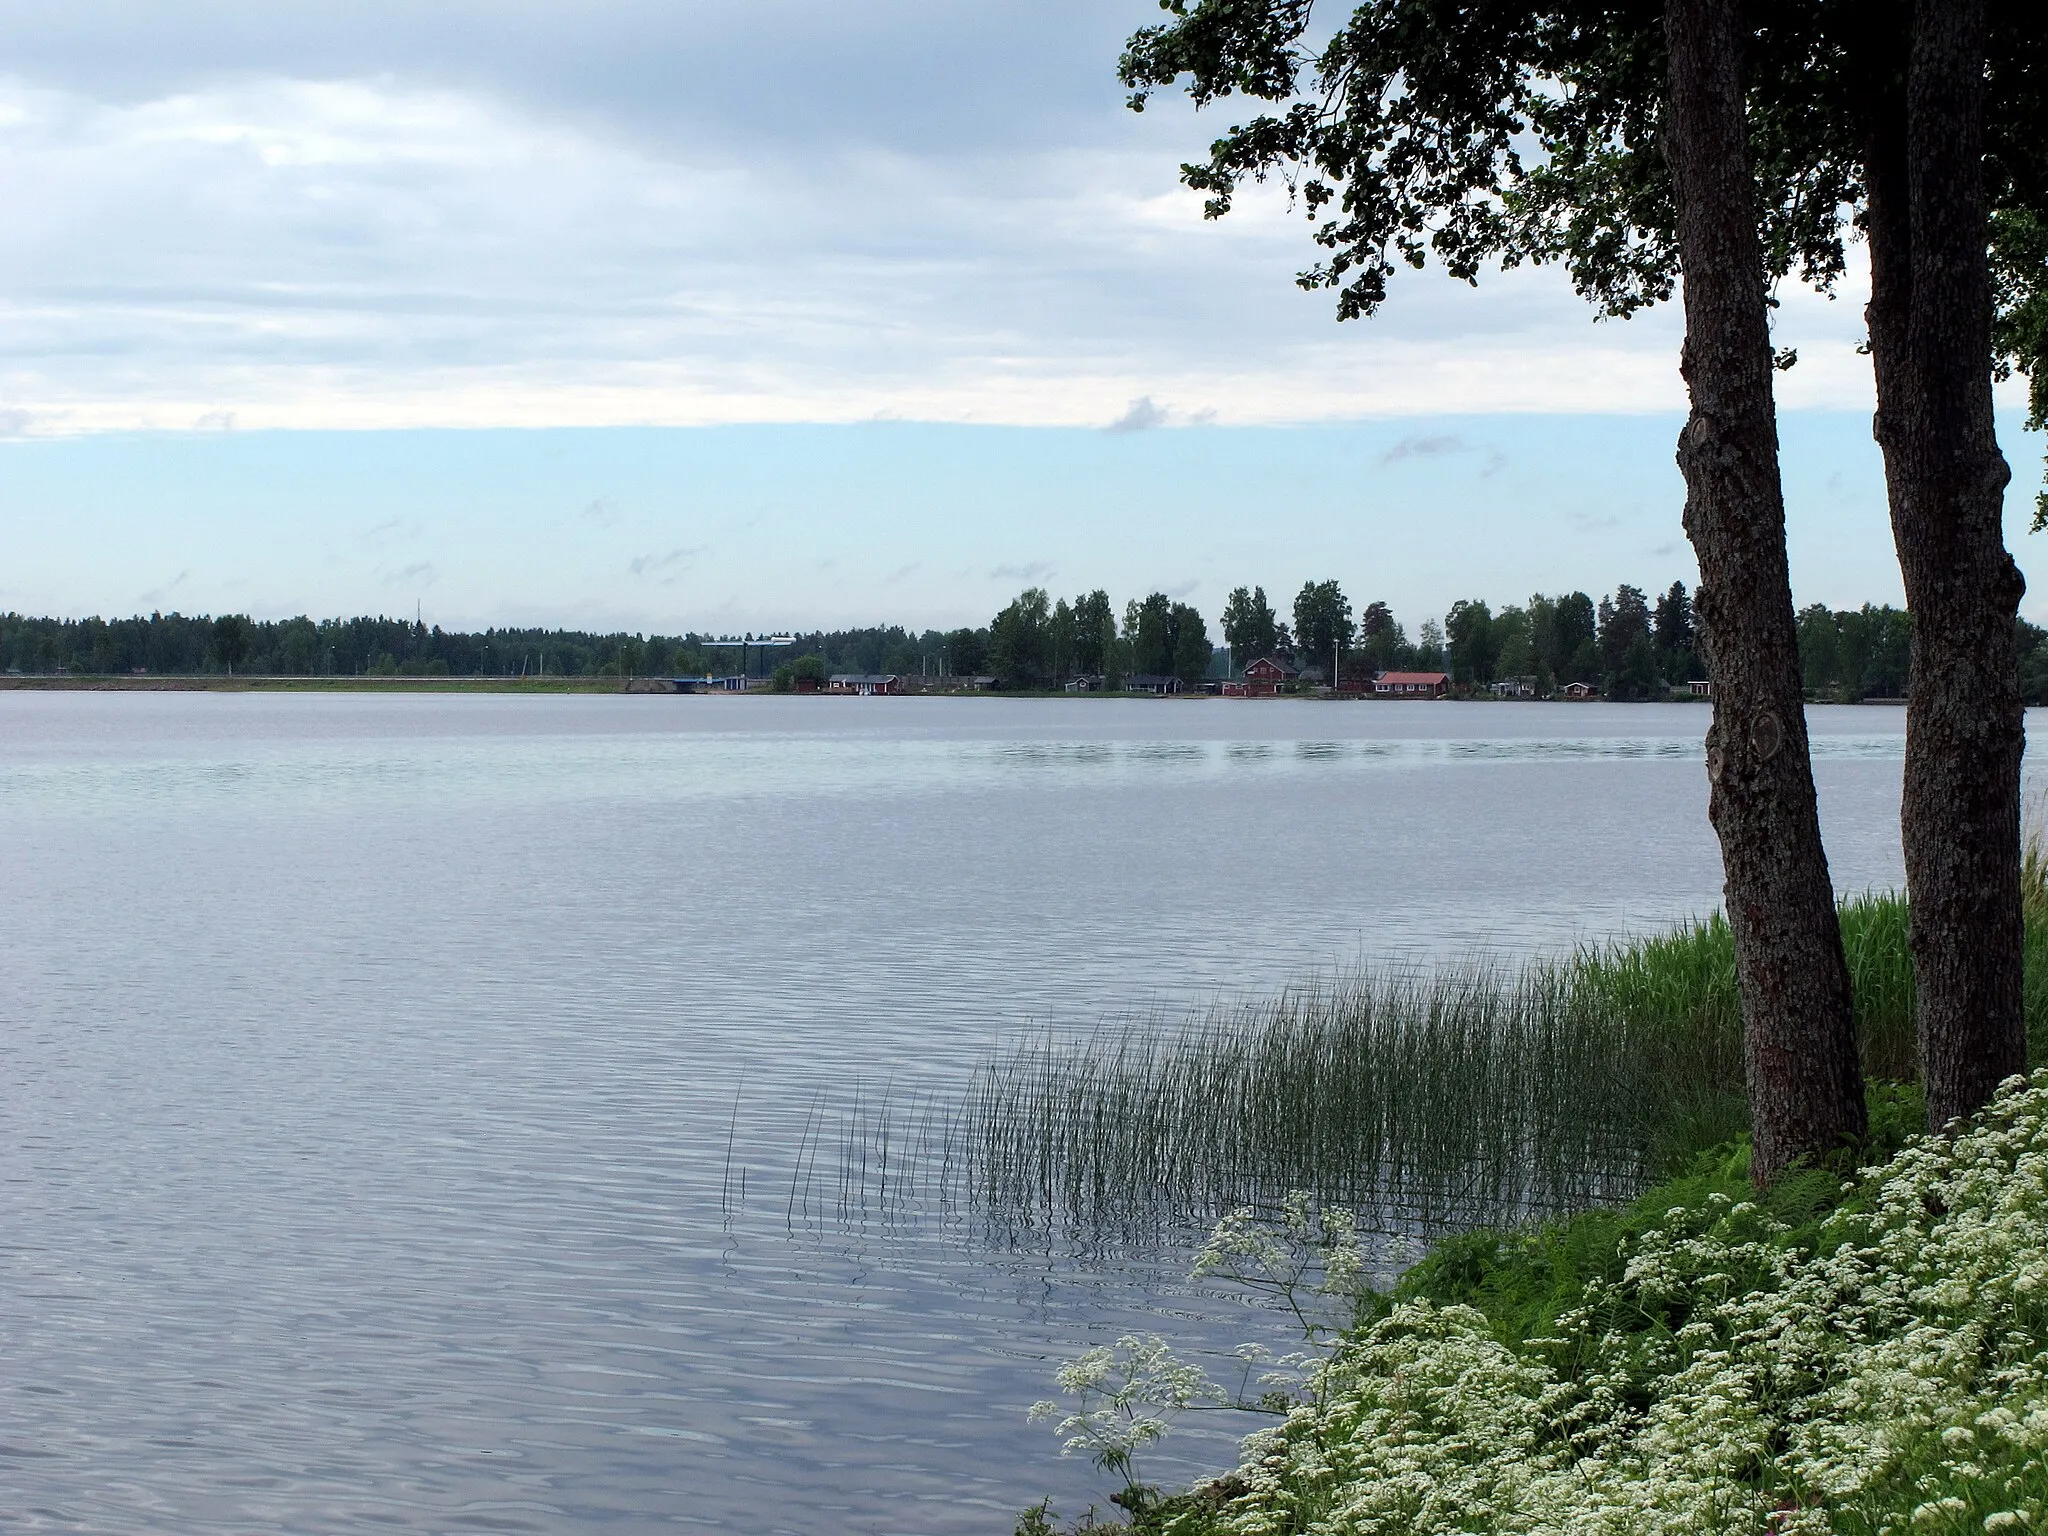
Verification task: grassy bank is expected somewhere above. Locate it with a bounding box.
[1066,1075,2048,1536]
[1013,861,2048,1533]
[969,889,2048,1244]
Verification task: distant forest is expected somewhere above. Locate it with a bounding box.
[0,612,947,686]
[8,577,2048,703]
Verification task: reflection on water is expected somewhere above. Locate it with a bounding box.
[0,695,1961,1533]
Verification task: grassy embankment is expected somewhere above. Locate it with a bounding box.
[1006,854,2048,1534]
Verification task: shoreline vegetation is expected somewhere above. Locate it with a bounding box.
[968,893,2011,1244]
[0,669,1907,703]
[14,584,2047,702]
[1006,853,2048,1534]
[0,673,639,692]
[0,671,1744,698]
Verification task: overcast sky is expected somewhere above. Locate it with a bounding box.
[0,0,2042,631]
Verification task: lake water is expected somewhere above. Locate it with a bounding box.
[0,694,1997,1532]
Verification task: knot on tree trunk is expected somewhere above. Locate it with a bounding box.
[1751,710,1784,762]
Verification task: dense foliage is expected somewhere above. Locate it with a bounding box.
[1114,0,2046,506]
[1998,207,2048,530]
[1048,1075,2048,1535]
[14,589,2048,702]
[1024,1073,2048,1531]
[0,610,953,682]
[1014,850,2048,1532]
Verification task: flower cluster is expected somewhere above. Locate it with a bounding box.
[1086,1072,2048,1534]
[1030,1334,1227,1493]
[1032,1193,1375,1497]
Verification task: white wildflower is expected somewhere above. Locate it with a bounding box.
[1062,1071,2048,1536]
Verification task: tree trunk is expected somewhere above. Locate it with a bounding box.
[1663,0,1866,1182]
[1863,0,2026,1132]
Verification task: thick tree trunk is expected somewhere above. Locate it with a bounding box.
[1864,0,2026,1132]
[1664,0,1866,1182]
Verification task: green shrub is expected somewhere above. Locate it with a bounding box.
[1031,1075,2048,1535]
[1012,864,2048,1532]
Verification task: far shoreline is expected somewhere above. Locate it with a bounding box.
[0,673,1890,702]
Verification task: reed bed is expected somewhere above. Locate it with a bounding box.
[765,849,2048,1244]
[962,964,1658,1239]
[957,888,2048,1242]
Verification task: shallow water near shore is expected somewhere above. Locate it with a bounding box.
[0,694,2005,1532]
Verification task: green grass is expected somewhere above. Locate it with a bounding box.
[1377,1078,1930,1350]
[964,889,2048,1242]
[1051,1076,2048,1536]
[1012,834,2048,1533]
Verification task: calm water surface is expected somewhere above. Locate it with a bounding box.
[0,694,1993,1532]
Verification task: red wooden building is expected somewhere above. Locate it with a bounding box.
[828,673,904,696]
[1371,671,1450,699]
[1238,656,1300,696]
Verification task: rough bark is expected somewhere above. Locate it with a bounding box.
[1663,0,1866,1182]
[1863,0,2026,1132]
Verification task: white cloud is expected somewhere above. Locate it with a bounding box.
[0,9,1910,436]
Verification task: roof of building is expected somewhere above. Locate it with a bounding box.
[1375,671,1449,686]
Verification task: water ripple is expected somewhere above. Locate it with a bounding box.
[0,695,1960,1533]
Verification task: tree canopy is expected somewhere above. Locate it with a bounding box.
[1120,1,2044,328]
[1222,584,1280,664]
[1292,579,1355,667]
[1120,0,2047,495]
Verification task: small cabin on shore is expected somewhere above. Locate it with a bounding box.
[1562,680,1598,700]
[828,673,903,696]
[1372,671,1450,699]
[1125,674,1180,696]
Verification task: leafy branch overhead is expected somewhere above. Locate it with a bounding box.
[1996,207,2048,529]
[1121,0,2048,1165]
[1117,1,1860,320]
[1119,1,2045,423]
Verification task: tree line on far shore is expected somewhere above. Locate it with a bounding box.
[950,579,2048,703]
[0,611,954,684]
[13,587,2048,703]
